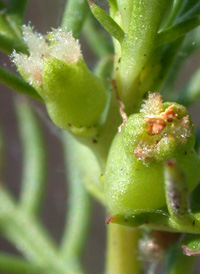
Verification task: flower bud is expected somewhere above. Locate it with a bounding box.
[105,93,200,215]
[12,26,108,130]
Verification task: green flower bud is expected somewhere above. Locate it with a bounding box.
[105,93,200,215]
[11,26,108,130]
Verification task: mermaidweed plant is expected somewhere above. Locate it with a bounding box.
[0,0,200,273]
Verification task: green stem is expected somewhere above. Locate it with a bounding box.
[0,253,45,274]
[16,99,47,216]
[60,131,92,263]
[106,224,141,274]
[61,0,88,39]
[0,33,27,54]
[0,66,42,101]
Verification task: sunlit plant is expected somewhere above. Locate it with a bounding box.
[0,0,200,273]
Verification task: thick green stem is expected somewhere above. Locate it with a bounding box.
[16,99,47,216]
[116,0,173,111]
[106,224,141,274]
[0,66,42,101]
[60,131,92,264]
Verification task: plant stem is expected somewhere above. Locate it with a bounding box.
[0,33,27,54]
[0,66,42,101]
[106,224,141,274]
[16,99,47,217]
[0,253,45,274]
[60,131,92,263]
[61,0,88,39]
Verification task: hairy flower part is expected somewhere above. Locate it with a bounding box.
[141,93,163,116]
[22,25,50,58]
[134,142,154,160]
[11,25,82,86]
[134,93,191,161]
[49,28,81,64]
[12,52,43,85]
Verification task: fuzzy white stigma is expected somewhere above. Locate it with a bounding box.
[49,28,81,64]
[11,25,82,86]
[140,93,163,116]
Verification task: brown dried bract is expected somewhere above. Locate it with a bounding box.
[161,105,180,122]
[145,117,166,135]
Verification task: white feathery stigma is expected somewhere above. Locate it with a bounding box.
[11,25,82,86]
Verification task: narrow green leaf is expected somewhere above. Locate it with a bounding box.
[106,210,170,229]
[60,131,92,263]
[164,160,190,219]
[0,66,42,102]
[16,100,47,217]
[179,2,200,22]
[157,16,200,47]
[164,0,184,28]
[88,0,125,43]
[61,0,88,39]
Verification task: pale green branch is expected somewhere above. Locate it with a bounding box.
[0,66,42,101]
[16,100,47,217]
[60,131,92,264]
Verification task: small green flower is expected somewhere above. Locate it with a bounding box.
[11,26,108,130]
[105,93,200,215]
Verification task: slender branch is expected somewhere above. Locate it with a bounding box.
[106,224,141,274]
[0,33,27,54]
[0,253,45,274]
[157,16,200,47]
[61,0,88,39]
[0,186,56,261]
[0,66,42,102]
[60,131,92,263]
[16,99,47,216]
[0,185,66,272]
